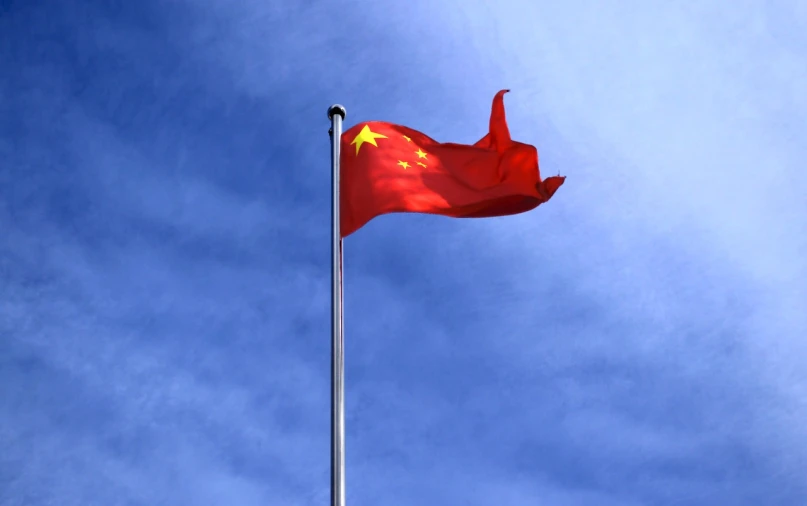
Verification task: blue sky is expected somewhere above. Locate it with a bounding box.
[2,0,806,504]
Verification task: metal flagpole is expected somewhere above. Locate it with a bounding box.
[327,104,347,506]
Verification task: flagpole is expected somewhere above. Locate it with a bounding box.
[328,103,347,506]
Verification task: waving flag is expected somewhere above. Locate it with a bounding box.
[339,90,565,236]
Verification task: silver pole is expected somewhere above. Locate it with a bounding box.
[327,104,346,506]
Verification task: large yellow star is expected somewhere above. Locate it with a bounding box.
[351,125,388,155]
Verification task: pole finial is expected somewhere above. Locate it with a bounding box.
[328,104,346,120]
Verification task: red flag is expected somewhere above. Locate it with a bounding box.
[340,90,564,237]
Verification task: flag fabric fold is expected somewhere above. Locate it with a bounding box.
[339,90,565,237]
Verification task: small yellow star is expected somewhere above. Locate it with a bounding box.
[351,125,388,155]
[414,149,427,159]
[402,135,411,142]
[416,162,427,168]
[397,160,411,170]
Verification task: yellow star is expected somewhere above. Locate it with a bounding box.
[397,160,411,170]
[402,135,411,142]
[416,162,427,168]
[351,125,388,155]
[414,148,427,159]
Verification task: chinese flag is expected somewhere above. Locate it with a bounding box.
[340,90,565,237]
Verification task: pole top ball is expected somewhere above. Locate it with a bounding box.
[328,105,346,120]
